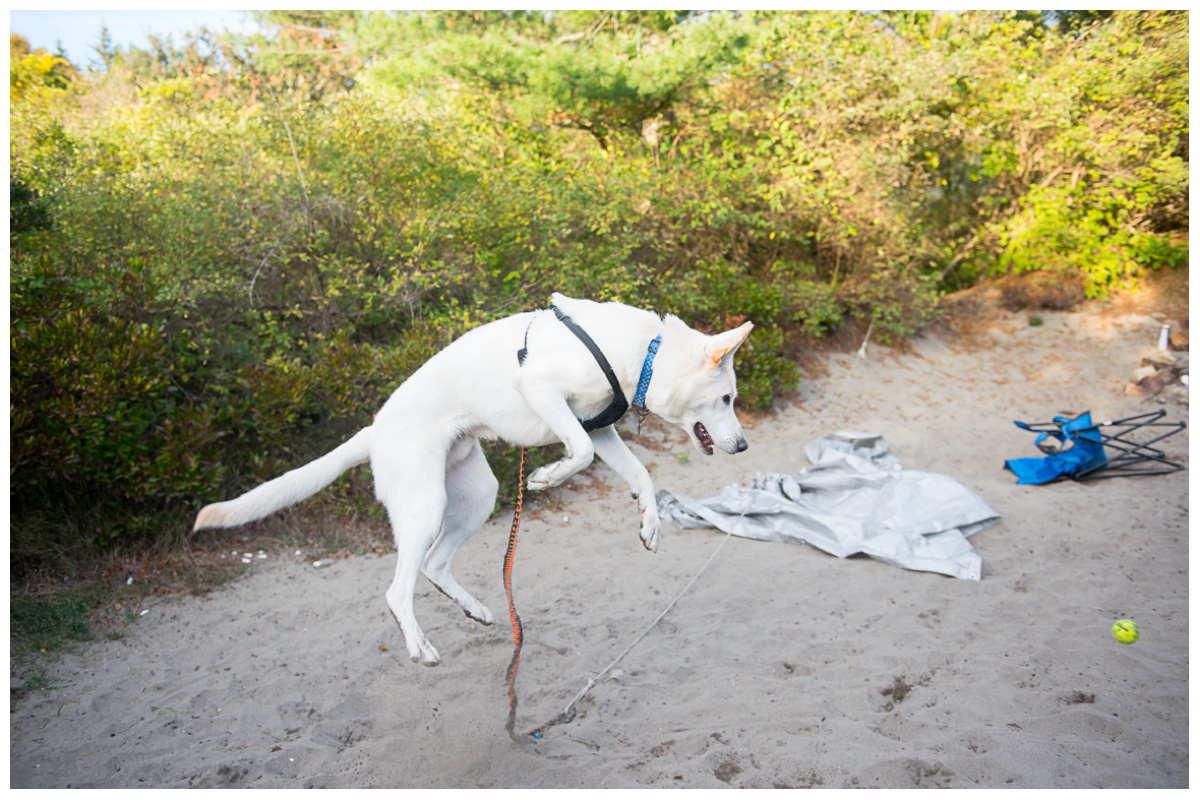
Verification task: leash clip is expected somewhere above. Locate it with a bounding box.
[634,406,650,436]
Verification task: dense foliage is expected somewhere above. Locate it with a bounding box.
[9,11,1188,572]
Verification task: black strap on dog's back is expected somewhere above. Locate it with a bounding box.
[551,305,629,431]
[516,305,629,431]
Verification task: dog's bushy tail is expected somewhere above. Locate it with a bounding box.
[193,428,372,532]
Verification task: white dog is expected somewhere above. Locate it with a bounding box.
[193,293,754,665]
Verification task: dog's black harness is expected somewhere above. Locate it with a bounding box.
[517,304,650,432]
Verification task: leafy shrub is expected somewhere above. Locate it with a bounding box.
[851,268,942,342]
[10,181,52,238]
[775,266,846,337]
[729,326,799,411]
[1131,233,1189,272]
[6,11,1187,573]
[997,185,1154,298]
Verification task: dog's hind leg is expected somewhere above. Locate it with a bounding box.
[378,450,449,666]
[421,438,498,626]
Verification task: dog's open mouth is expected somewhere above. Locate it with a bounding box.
[694,422,714,455]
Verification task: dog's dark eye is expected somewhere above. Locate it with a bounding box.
[723,394,732,405]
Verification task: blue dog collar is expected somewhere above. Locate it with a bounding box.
[632,334,662,411]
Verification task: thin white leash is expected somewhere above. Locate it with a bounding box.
[554,526,734,720]
[550,319,875,723]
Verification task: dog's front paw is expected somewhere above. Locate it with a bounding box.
[527,463,559,491]
[640,506,661,553]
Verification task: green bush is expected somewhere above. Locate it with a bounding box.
[10,259,226,538]
[995,184,1186,298]
[7,11,1187,573]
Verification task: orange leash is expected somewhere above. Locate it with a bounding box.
[502,447,577,741]
[502,444,734,742]
[502,447,527,739]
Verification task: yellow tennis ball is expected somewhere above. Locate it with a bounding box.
[1112,619,1140,645]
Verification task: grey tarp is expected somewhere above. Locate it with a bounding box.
[656,432,999,580]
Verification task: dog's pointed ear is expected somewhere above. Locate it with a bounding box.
[705,321,754,371]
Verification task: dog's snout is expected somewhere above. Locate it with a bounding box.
[736,436,748,453]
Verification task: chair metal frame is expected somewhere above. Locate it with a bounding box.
[1014,409,1186,481]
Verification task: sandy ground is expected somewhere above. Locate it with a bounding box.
[9,302,1190,789]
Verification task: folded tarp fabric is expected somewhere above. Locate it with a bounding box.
[657,432,999,581]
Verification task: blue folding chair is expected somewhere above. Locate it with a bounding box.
[1005,410,1186,485]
